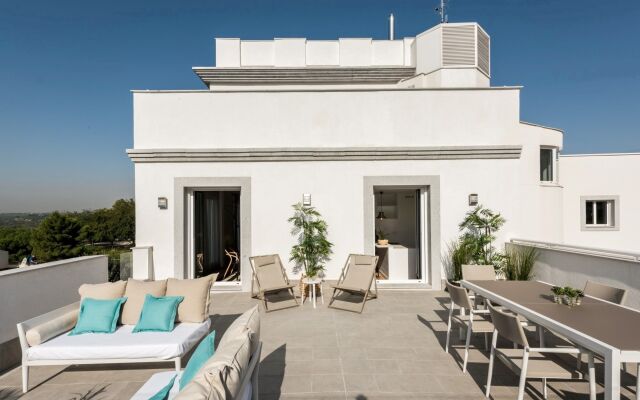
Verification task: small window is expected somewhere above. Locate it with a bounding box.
[540,148,554,182]
[581,196,619,231]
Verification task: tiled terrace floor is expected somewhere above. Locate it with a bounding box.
[1,285,638,399]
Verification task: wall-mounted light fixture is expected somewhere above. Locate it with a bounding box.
[468,193,478,206]
[302,193,312,206]
[158,197,168,210]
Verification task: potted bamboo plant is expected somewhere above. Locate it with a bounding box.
[551,286,564,304]
[289,203,333,295]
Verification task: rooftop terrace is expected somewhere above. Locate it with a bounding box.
[2,285,637,399]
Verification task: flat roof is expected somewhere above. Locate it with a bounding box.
[130,86,523,94]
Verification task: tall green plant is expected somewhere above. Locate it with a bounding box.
[502,246,537,281]
[459,205,506,266]
[444,237,475,281]
[289,203,333,278]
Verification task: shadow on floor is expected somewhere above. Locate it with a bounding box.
[67,384,110,400]
[258,344,286,396]
[0,387,21,400]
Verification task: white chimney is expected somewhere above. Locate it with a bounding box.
[388,14,395,40]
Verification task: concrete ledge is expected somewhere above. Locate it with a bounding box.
[0,256,108,372]
[128,145,522,163]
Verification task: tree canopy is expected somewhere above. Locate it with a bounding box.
[31,212,83,261]
[0,199,135,264]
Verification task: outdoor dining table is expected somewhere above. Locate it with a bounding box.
[461,280,640,400]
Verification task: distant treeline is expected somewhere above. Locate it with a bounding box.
[0,213,49,229]
[0,199,135,266]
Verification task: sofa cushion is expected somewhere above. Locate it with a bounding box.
[219,305,260,355]
[25,308,79,347]
[180,330,216,389]
[133,295,184,333]
[174,329,252,400]
[121,279,167,325]
[78,281,127,299]
[27,320,211,361]
[130,371,182,400]
[70,297,127,335]
[166,274,218,323]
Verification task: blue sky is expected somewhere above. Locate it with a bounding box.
[0,0,638,213]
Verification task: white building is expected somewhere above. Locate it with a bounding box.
[128,22,639,292]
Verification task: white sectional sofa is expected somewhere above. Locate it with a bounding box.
[16,276,218,394]
[131,305,261,400]
[16,301,210,393]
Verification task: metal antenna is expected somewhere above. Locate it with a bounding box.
[435,0,448,23]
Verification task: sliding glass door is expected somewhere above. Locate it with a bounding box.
[191,190,241,282]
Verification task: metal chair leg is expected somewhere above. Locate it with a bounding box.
[517,351,529,400]
[463,319,472,373]
[588,354,596,400]
[445,306,453,353]
[485,330,498,398]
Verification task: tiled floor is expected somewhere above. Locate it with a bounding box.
[1,285,638,399]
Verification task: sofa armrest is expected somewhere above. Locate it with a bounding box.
[17,302,80,349]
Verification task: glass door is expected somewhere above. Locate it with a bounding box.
[189,189,241,285]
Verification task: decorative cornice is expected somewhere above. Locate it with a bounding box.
[193,67,416,85]
[127,145,522,163]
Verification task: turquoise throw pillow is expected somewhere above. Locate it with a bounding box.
[179,331,216,390]
[133,295,184,333]
[70,297,127,335]
[148,374,177,400]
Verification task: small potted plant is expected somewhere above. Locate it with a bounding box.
[575,289,584,306]
[376,228,389,246]
[551,286,564,304]
[564,287,578,307]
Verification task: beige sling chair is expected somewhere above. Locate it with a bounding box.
[249,254,298,312]
[328,254,378,314]
[445,281,494,373]
[461,264,496,306]
[485,302,596,400]
[461,265,496,281]
[578,281,635,398]
[584,280,627,305]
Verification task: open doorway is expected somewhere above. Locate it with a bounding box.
[193,190,241,282]
[373,188,423,282]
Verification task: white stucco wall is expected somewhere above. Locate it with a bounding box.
[560,153,640,252]
[133,88,522,149]
[0,256,107,344]
[131,87,564,291]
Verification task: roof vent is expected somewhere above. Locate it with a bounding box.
[442,25,475,66]
[441,24,490,77]
[414,22,490,87]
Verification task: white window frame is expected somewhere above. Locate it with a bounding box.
[539,146,558,184]
[580,195,620,231]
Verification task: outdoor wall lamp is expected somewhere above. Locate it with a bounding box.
[158,197,168,210]
[302,193,312,206]
[468,193,478,206]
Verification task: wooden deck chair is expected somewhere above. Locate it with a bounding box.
[249,254,298,312]
[328,254,379,313]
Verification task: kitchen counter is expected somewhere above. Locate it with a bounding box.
[375,244,417,280]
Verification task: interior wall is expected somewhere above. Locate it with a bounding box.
[375,189,417,247]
